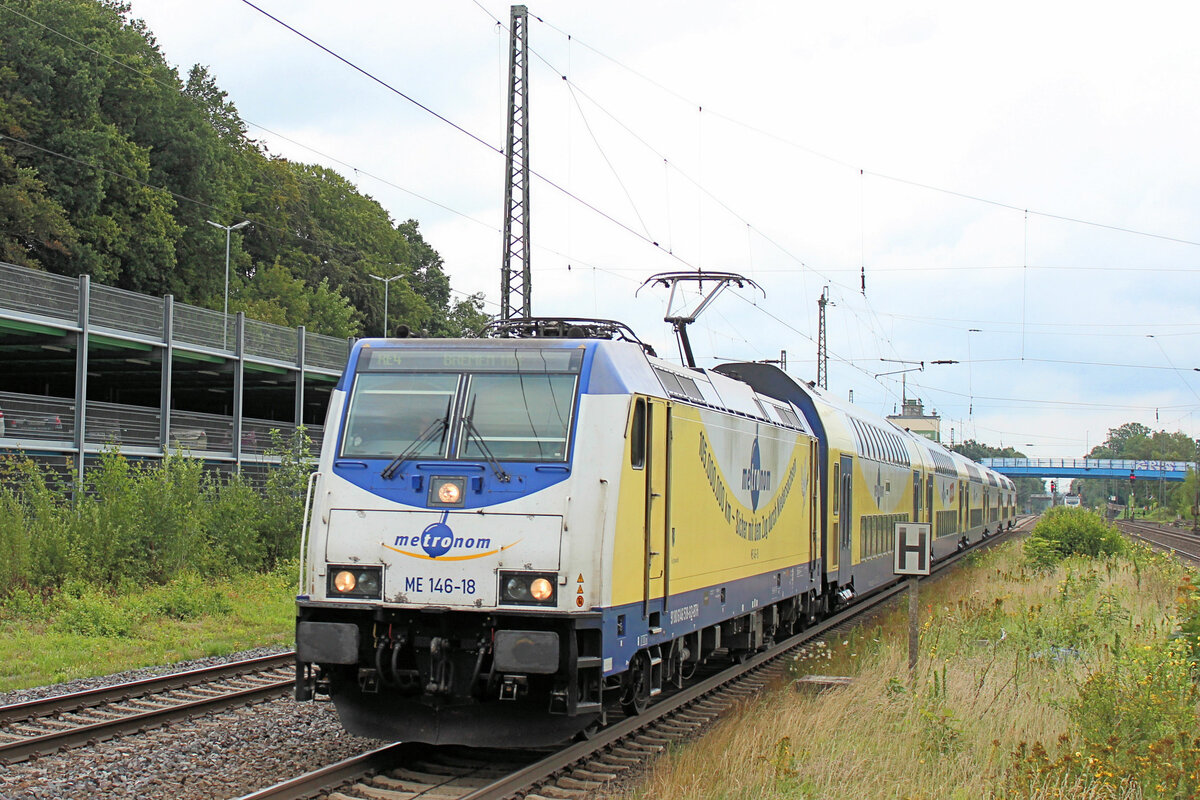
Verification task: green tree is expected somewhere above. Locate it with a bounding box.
[1080,423,1197,510]
[236,260,360,339]
[0,0,481,339]
[0,147,77,267]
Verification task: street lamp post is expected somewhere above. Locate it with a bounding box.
[206,219,251,349]
[369,273,404,337]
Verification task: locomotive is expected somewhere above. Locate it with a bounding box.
[294,316,1014,746]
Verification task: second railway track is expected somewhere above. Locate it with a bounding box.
[0,651,295,764]
[1117,518,1200,564]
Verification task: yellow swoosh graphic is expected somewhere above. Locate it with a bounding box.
[381,539,522,561]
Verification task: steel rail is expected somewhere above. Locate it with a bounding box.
[0,651,294,724]
[0,653,295,763]
[1117,519,1200,564]
[236,742,419,800]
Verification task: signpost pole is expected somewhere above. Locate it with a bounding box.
[908,575,919,678]
[894,521,931,686]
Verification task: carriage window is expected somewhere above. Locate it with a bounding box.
[341,372,457,458]
[630,398,647,469]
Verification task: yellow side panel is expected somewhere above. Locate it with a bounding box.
[612,401,815,607]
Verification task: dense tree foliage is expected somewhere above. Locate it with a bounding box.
[0,0,487,338]
[1078,422,1200,514]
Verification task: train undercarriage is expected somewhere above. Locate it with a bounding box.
[294,590,820,747]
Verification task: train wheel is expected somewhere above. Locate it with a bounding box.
[620,651,651,716]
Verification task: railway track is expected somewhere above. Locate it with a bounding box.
[0,652,294,764]
[238,519,1033,800]
[1117,518,1200,563]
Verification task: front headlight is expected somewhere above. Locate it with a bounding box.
[499,571,557,607]
[327,565,383,599]
[428,476,466,507]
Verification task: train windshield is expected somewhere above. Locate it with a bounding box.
[342,373,456,458]
[461,373,577,461]
[342,346,583,462]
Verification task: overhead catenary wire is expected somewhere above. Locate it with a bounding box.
[530,11,1200,252]
[236,0,698,274]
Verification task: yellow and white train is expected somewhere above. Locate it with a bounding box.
[294,320,1015,745]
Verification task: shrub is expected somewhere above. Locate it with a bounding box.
[1024,507,1126,568]
[147,573,233,620]
[53,588,138,638]
[258,427,315,570]
[0,436,314,598]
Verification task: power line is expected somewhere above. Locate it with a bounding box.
[236,0,697,273]
[528,11,1200,252]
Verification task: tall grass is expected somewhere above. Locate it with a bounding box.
[610,540,1197,800]
[0,429,313,597]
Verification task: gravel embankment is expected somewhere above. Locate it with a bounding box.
[0,649,379,800]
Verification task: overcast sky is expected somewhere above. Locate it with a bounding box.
[123,0,1200,457]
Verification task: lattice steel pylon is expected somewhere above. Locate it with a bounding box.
[816,286,830,389]
[500,4,531,320]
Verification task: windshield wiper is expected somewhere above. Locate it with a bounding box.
[380,413,448,480]
[462,397,510,483]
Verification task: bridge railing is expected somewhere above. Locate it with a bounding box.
[982,457,1196,474]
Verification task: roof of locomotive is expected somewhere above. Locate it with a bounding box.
[342,337,813,436]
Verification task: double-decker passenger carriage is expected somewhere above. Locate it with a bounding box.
[295,319,822,745]
[712,361,1014,598]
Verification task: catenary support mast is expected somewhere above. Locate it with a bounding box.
[817,286,830,389]
[500,4,531,319]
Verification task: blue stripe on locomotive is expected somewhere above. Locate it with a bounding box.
[597,563,819,676]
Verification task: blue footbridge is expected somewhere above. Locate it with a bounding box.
[981,458,1195,482]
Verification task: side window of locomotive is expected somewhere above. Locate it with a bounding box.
[459,372,577,461]
[630,397,646,469]
[342,372,456,458]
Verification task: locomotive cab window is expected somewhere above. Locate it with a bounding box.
[459,372,577,461]
[630,397,646,469]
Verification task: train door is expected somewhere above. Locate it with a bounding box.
[959,481,966,533]
[809,446,820,580]
[837,454,853,584]
[642,397,670,621]
[828,458,841,574]
[925,475,934,525]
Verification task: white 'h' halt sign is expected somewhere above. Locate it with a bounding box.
[893,522,932,576]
